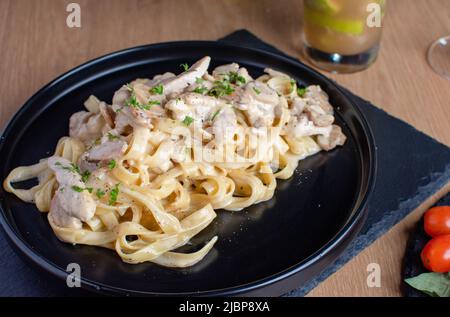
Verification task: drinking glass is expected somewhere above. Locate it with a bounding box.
[302,0,387,73]
[427,35,450,80]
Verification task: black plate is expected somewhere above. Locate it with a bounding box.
[0,41,376,296]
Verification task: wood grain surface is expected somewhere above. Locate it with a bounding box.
[0,0,448,296]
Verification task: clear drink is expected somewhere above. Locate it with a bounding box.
[303,0,387,73]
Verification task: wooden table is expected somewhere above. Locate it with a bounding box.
[0,0,449,296]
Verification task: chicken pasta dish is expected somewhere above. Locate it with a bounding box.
[3,57,346,267]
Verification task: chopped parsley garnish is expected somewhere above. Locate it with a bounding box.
[148,100,161,106]
[150,84,164,95]
[70,163,81,174]
[108,183,120,205]
[125,85,151,111]
[208,80,235,98]
[125,83,133,90]
[297,87,307,97]
[107,132,120,141]
[125,88,140,107]
[195,77,204,84]
[211,109,221,121]
[81,170,91,183]
[56,161,91,183]
[56,162,81,174]
[107,159,116,170]
[253,87,261,95]
[71,185,93,193]
[95,189,105,199]
[182,116,194,126]
[138,103,152,110]
[71,186,83,192]
[290,79,296,93]
[193,86,208,94]
[228,71,246,85]
[180,63,189,71]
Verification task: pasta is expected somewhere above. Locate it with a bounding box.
[3,57,346,267]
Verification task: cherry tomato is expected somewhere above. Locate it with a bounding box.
[421,235,450,273]
[424,206,450,237]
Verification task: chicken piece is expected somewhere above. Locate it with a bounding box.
[237,67,253,83]
[69,111,105,143]
[111,85,166,132]
[211,106,237,144]
[317,125,347,151]
[112,85,130,106]
[304,104,335,127]
[49,195,85,229]
[160,57,211,95]
[166,92,237,144]
[113,108,134,135]
[304,85,333,114]
[147,72,176,87]
[78,153,99,173]
[264,68,290,78]
[133,82,166,106]
[290,97,307,116]
[165,92,221,122]
[48,156,96,229]
[295,85,335,127]
[88,140,127,161]
[212,63,240,79]
[218,85,246,105]
[212,64,252,87]
[79,139,128,172]
[285,115,332,138]
[129,104,165,122]
[99,102,115,128]
[203,72,215,82]
[185,77,214,94]
[239,82,280,128]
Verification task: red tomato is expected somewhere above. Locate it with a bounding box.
[424,206,450,237]
[421,235,450,273]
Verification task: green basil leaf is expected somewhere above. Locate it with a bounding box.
[404,272,450,297]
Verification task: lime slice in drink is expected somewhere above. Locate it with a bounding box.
[304,6,364,35]
[305,0,342,14]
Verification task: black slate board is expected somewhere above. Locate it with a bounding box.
[0,30,449,296]
[402,193,450,297]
